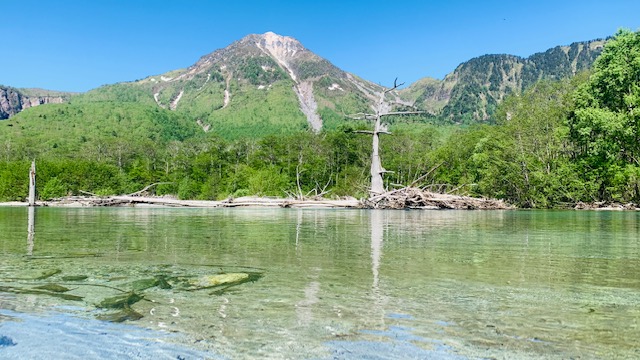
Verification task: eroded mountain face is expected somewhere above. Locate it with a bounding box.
[0,87,68,120]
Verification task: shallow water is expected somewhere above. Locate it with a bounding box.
[0,207,639,359]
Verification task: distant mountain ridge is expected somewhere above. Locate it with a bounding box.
[402,39,606,123]
[2,33,607,130]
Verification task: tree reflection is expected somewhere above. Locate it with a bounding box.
[27,207,35,256]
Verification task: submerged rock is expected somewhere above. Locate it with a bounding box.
[32,284,71,293]
[186,273,250,290]
[98,292,143,309]
[125,278,159,291]
[96,307,144,323]
[182,272,263,293]
[156,275,172,289]
[0,285,83,301]
[0,335,16,347]
[61,275,88,281]
[34,269,61,280]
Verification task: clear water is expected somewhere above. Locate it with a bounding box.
[0,207,639,359]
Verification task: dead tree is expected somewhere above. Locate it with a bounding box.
[351,79,424,197]
[28,160,36,206]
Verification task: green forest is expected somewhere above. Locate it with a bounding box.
[1,29,639,208]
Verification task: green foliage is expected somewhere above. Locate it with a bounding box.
[0,102,199,161]
[294,59,342,81]
[0,161,30,201]
[177,177,199,200]
[72,84,156,105]
[238,56,286,85]
[204,81,308,139]
[40,177,68,200]
[569,29,640,201]
[432,76,590,207]
[247,166,290,196]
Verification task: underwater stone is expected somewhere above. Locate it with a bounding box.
[0,335,16,347]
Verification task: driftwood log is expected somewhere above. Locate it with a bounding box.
[42,195,362,209]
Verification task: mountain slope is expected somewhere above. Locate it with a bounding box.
[0,101,199,159]
[402,39,606,123]
[2,34,608,132]
[74,32,388,138]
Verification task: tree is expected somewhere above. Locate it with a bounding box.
[352,79,424,196]
[569,29,640,201]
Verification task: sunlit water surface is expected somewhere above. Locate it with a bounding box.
[0,207,639,359]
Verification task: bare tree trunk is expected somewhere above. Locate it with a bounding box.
[351,78,424,197]
[28,160,36,206]
[368,81,393,196]
[370,114,386,195]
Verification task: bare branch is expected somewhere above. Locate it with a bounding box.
[354,130,392,136]
[347,112,377,120]
[446,183,477,195]
[380,111,427,117]
[127,182,173,197]
[384,78,405,93]
[353,130,375,135]
[408,162,444,188]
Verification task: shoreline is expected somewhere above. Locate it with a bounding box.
[0,196,363,209]
[1,197,638,210]
[0,187,514,210]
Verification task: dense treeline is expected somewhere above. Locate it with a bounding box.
[1,30,638,207]
[432,29,640,207]
[0,122,443,201]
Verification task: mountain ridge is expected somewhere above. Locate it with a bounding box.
[403,38,606,122]
[1,33,607,129]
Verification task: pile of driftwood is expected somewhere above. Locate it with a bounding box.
[574,202,638,210]
[40,191,511,210]
[36,182,511,210]
[362,187,513,210]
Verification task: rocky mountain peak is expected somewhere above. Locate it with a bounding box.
[258,32,305,60]
[255,32,307,83]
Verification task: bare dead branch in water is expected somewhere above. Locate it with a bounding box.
[127,182,173,197]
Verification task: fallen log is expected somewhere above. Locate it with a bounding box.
[41,195,361,209]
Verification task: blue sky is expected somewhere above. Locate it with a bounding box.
[2,0,640,92]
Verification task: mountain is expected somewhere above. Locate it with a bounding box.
[2,33,607,135]
[72,32,391,138]
[401,39,606,123]
[0,86,72,120]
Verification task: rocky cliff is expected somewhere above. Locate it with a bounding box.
[0,86,70,119]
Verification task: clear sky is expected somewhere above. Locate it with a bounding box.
[2,0,640,92]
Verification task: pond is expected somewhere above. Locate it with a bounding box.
[0,207,639,359]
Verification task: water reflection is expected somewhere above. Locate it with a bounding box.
[370,210,390,327]
[27,207,35,256]
[370,210,382,291]
[0,208,638,359]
